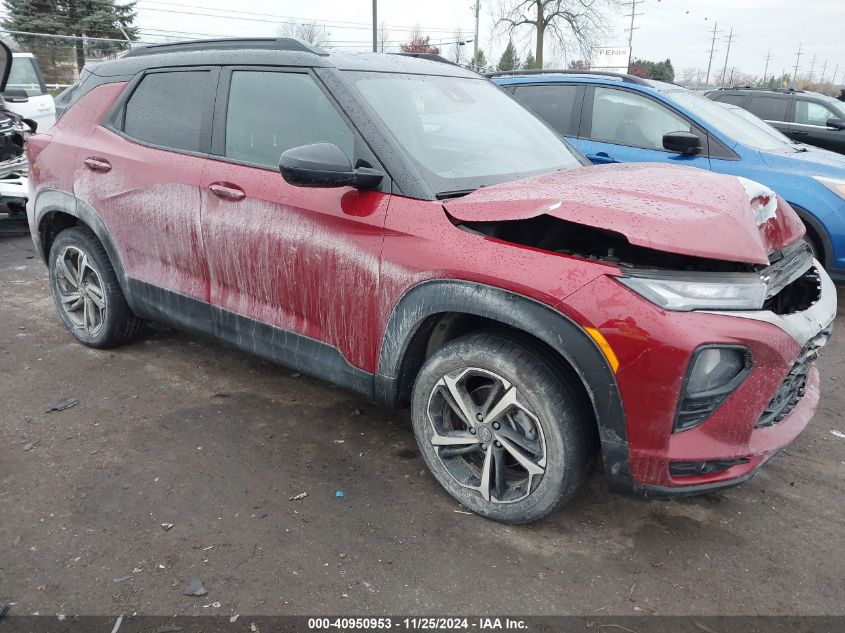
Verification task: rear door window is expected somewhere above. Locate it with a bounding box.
[224,70,354,169]
[123,70,215,153]
[512,84,581,136]
[744,95,789,122]
[712,93,748,107]
[7,57,47,96]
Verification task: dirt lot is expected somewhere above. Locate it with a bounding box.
[1,231,844,617]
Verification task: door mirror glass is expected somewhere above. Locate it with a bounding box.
[663,131,702,154]
[825,117,845,130]
[279,143,383,190]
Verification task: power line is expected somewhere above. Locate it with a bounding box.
[621,0,643,67]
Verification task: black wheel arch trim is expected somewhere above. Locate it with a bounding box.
[374,279,631,485]
[33,189,132,295]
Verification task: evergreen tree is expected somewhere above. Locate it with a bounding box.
[523,51,537,70]
[497,40,520,72]
[471,48,488,72]
[2,0,138,74]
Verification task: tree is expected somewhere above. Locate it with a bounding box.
[496,0,614,69]
[630,57,675,82]
[2,0,138,73]
[523,51,537,70]
[377,21,389,52]
[451,28,466,64]
[497,39,521,72]
[568,59,589,70]
[470,48,489,72]
[281,21,329,47]
[400,35,440,55]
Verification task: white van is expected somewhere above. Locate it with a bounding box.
[3,52,56,131]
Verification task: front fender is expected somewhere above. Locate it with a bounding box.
[375,279,631,487]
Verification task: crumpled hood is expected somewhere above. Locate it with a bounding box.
[443,163,805,265]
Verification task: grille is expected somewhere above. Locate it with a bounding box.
[757,328,831,428]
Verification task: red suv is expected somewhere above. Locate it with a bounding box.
[26,39,836,523]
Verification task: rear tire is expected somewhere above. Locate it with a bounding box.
[411,332,591,523]
[48,226,144,348]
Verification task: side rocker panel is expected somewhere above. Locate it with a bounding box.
[374,279,631,489]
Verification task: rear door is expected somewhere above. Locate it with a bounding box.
[742,93,792,136]
[73,67,218,324]
[200,67,391,380]
[510,83,584,142]
[575,85,711,169]
[790,96,845,153]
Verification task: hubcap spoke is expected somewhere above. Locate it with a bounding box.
[431,431,481,447]
[60,291,82,306]
[495,423,542,455]
[58,257,78,290]
[496,434,544,477]
[476,446,493,501]
[440,374,478,428]
[492,445,507,501]
[76,252,89,286]
[484,386,520,425]
[55,246,106,335]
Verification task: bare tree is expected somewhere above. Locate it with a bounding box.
[280,21,329,47]
[496,0,615,69]
[377,21,389,52]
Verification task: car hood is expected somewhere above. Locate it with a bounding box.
[760,143,845,177]
[443,163,805,266]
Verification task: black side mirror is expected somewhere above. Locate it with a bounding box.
[279,142,383,190]
[663,131,702,155]
[3,88,29,103]
[826,117,845,130]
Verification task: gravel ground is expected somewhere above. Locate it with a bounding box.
[1,232,843,617]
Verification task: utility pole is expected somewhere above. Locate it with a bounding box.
[762,49,772,84]
[832,64,839,85]
[704,22,719,88]
[372,0,377,52]
[473,0,480,68]
[793,43,802,82]
[719,27,734,87]
[621,0,643,68]
[820,59,828,83]
[808,54,816,82]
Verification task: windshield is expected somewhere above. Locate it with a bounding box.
[346,72,584,196]
[666,89,796,152]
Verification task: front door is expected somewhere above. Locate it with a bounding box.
[200,67,390,382]
[575,86,711,170]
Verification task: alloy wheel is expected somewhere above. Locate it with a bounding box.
[426,367,547,504]
[55,245,106,336]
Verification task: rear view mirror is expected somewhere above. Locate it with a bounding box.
[3,88,29,103]
[826,117,845,130]
[279,143,383,190]
[663,131,702,155]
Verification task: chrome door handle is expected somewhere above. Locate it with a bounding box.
[208,182,246,201]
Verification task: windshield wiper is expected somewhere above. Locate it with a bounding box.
[435,188,477,200]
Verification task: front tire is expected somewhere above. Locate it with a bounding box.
[411,332,591,523]
[48,226,144,348]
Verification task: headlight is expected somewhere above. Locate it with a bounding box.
[814,176,845,200]
[618,274,766,311]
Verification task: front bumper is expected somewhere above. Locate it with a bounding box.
[564,260,836,496]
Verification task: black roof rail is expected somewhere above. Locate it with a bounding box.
[123,37,330,58]
[391,52,458,66]
[715,85,805,94]
[484,68,651,86]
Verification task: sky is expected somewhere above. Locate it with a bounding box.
[126,0,843,84]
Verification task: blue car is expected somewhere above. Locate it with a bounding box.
[492,71,845,280]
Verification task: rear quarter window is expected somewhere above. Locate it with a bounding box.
[712,93,747,107]
[745,95,789,122]
[123,70,214,153]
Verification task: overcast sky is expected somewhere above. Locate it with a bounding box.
[132,0,844,83]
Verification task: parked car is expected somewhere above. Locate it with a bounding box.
[493,71,845,281]
[3,52,56,132]
[26,39,835,523]
[706,87,845,155]
[0,43,38,214]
